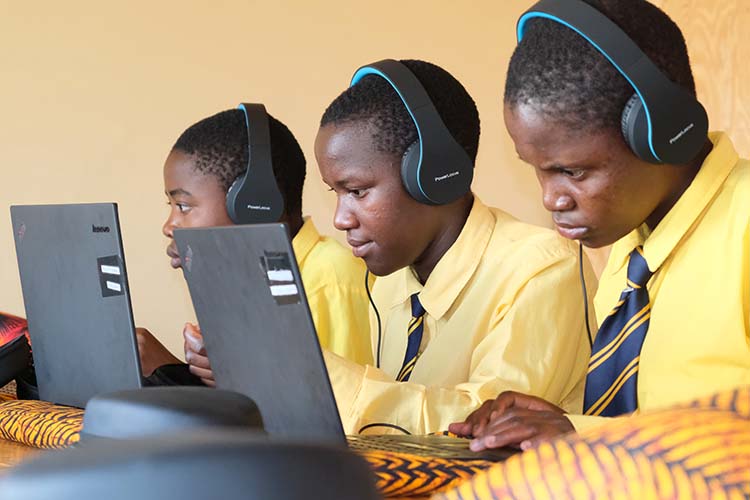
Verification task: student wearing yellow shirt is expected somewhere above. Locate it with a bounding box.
[137,107,373,383]
[315,59,594,435]
[452,0,750,451]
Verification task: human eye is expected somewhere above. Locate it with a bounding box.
[560,168,585,179]
[348,186,370,199]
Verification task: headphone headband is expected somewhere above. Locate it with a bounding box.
[350,59,473,205]
[225,103,284,224]
[517,0,707,164]
[238,103,272,160]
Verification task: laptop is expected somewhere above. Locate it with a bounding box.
[173,224,514,461]
[11,203,143,408]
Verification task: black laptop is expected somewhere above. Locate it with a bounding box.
[174,223,514,461]
[11,203,143,407]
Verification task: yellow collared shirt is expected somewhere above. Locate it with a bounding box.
[569,132,750,431]
[293,217,373,366]
[325,197,595,434]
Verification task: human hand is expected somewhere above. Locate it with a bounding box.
[183,323,215,387]
[448,391,573,451]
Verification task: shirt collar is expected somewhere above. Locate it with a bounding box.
[292,217,320,264]
[392,196,495,320]
[608,132,739,275]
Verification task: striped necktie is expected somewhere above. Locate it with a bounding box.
[584,246,653,417]
[396,293,426,382]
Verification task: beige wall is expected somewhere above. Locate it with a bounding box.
[1,1,747,356]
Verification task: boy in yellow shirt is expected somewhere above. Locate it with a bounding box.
[315,59,595,435]
[453,0,750,451]
[138,107,373,383]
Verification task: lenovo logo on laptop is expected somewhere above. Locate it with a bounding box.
[92,225,111,233]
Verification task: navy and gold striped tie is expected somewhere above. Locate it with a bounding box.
[396,293,426,382]
[584,246,653,417]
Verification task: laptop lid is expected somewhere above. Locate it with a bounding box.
[10,203,143,407]
[173,224,345,443]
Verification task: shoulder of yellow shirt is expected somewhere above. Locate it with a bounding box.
[372,205,583,296]
[725,156,750,219]
[484,206,581,270]
[301,233,369,296]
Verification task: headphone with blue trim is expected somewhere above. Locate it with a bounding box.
[517,0,708,164]
[225,103,285,224]
[349,59,474,205]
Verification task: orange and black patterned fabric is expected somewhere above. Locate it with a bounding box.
[436,386,750,499]
[364,450,494,497]
[0,399,82,449]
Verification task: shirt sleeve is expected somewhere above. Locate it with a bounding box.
[566,414,615,432]
[308,284,373,366]
[324,252,594,435]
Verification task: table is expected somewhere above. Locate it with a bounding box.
[0,439,40,470]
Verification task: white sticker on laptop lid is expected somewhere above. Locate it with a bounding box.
[100,264,121,276]
[260,251,300,305]
[270,284,298,296]
[267,269,293,282]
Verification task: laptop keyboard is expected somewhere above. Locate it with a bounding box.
[346,434,514,461]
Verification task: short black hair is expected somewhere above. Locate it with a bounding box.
[172,109,306,217]
[505,0,696,132]
[320,59,480,164]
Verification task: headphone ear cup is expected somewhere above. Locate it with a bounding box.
[225,176,242,224]
[621,94,659,163]
[401,141,430,204]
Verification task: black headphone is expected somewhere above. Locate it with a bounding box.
[517,0,708,165]
[225,103,285,224]
[349,59,474,205]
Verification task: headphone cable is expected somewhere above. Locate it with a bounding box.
[578,242,594,349]
[365,269,382,368]
[358,422,411,435]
